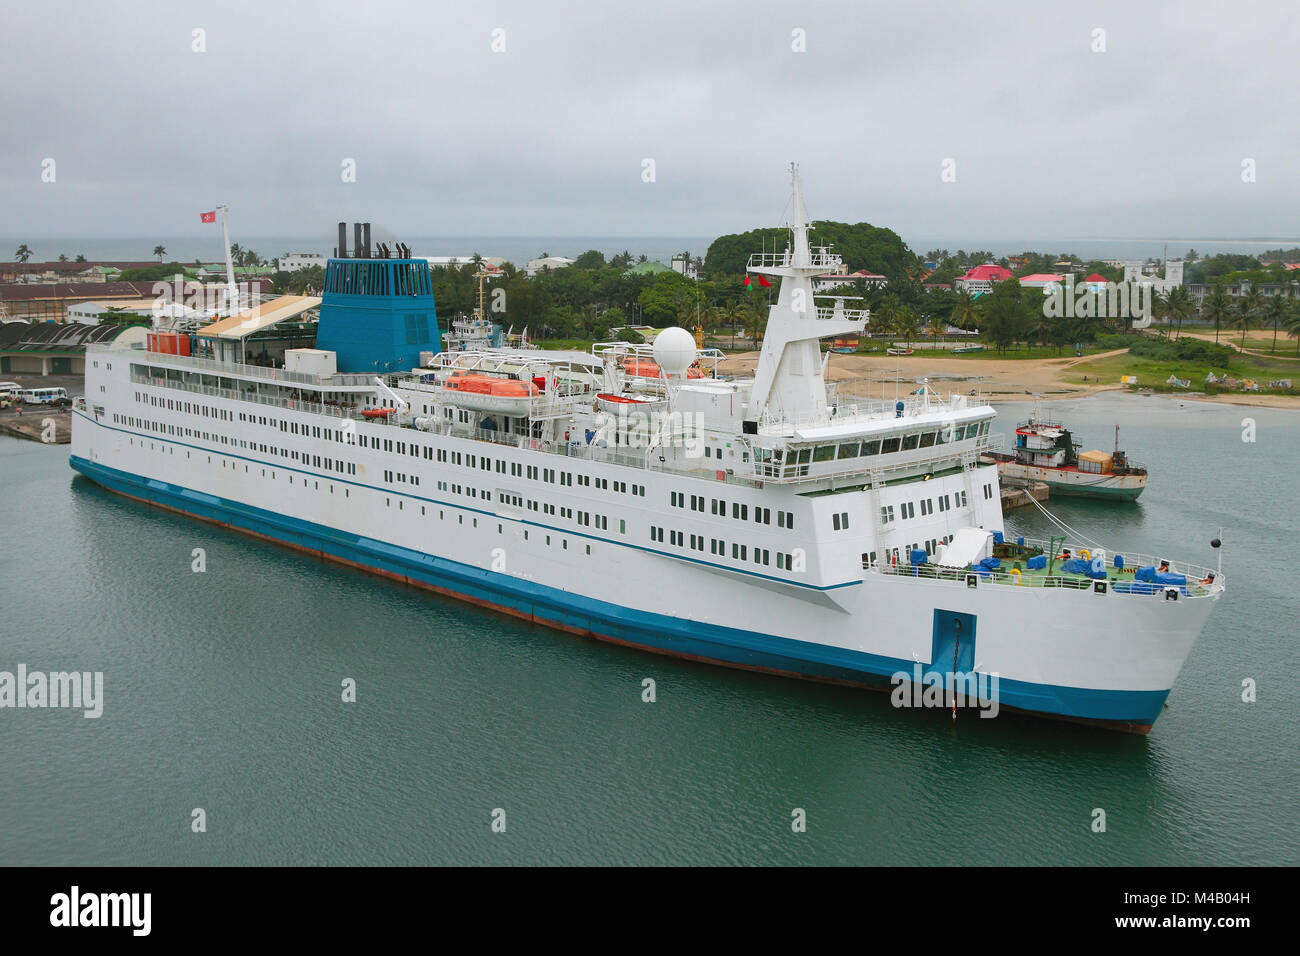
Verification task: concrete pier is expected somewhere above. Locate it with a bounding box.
[0,410,71,444]
[1000,479,1049,511]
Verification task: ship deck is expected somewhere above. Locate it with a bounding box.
[879,538,1222,598]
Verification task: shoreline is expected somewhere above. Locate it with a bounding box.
[715,350,1300,410]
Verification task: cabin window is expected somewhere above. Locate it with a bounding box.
[862,440,880,456]
[797,448,812,465]
[881,437,901,454]
[919,432,936,448]
[902,434,919,451]
[837,442,860,459]
[813,445,836,462]
[881,505,895,524]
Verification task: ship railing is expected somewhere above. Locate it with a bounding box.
[131,373,365,420]
[758,393,982,434]
[123,347,378,390]
[747,250,841,271]
[874,560,1222,598]
[1006,536,1222,589]
[417,421,762,479]
[813,305,870,322]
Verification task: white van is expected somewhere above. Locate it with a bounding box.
[18,386,69,405]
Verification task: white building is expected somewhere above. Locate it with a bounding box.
[1122,259,1184,294]
[670,253,700,280]
[813,269,886,293]
[525,256,576,277]
[276,253,327,272]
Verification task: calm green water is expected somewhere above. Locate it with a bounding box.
[1,393,1297,866]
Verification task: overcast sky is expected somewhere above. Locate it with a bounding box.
[4,0,1298,243]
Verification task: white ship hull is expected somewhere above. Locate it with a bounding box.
[70,361,1215,732]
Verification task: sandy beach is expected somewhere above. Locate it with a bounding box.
[716,348,1300,409]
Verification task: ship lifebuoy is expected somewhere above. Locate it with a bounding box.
[1079,549,1091,561]
[1008,568,1022,585]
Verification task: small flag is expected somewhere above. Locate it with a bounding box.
[743,274,771,288]
[200,211,216,223]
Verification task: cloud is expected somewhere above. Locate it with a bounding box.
[3,0,1297,242]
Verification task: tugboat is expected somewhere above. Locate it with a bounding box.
[984,421,1147,500]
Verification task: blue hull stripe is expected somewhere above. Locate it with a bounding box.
[68,454,1169,728]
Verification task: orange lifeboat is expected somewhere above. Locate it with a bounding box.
[361,407,395,418]
[443,372,538,397]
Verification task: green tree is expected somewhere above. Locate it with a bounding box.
[14,244,33,263]
[573,249,607,269]
[75,254,86,263]
[979,279,1032,353]
[949,289,978,332]
[1201,283,1232,345]
[1164,286,1192,340]
[925,311,946,340]
[153,244,167,261]
[1284,302,1300,356]
[1261,292,1290,352]
[1234,287,1262,348]
[58,253,68,262]
[894,305,919,349]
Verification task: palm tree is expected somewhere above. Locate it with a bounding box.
[1285,301,1300,356]
[950,289,978,333]
[1201,284,1232,345]
[1234,287,1262,349]
[1262,292,1290,352]
[873,295,900,343]
[58,253,68,262]
[75,254,86,263]
[1152,290,1172,337]
[926,311,947,340]
[14,244,33,263]
[895,304,920,349]
[153,244,167,262]
[1166,286,1192,340]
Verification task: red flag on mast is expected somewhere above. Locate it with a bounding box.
[200,211,216,223]
[743,274,771,288]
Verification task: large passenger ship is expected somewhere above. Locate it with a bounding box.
[70,167,1223,732]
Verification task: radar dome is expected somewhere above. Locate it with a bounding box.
[652,326,696,378]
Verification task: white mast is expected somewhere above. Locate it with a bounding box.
[745,163,865,428]
[217,203,238,314]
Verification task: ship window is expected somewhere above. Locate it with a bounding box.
[881,505,895,524]
[837,442,860,459]
[862,440,880,456]
[797,448,812,465]
[880,437,900,454]
[902,434,919,451]
[814,445,836,462]
[919,432,936,448]
[964,424,979,440]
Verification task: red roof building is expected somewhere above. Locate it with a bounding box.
[954,264,1013,294]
